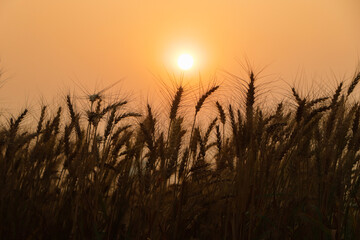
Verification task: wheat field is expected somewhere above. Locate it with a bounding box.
[1,71,360,239]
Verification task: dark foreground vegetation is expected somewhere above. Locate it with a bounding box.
[1,71,360,239]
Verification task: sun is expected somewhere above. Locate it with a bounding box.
[178,53,194,70]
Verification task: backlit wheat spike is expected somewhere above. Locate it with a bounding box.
[95,98,102,113]
[237,109,242,127]
[51,107,62,134]
[63,124,72,158]
[352,105,360,134]
[347,72,360,96]
[104,107,116,141]
[215,125,221,151]
[275,102,283,117]
[204,117,218,145]
[323,84,345,139]
[170,86,183,121]
[66,95,76,123]
[10,109,28,136]
[306,105,331,122]
[245,71,256,121]
[66,95,81,139]
[195,85,219,115]
[101,101,128,115]
[307,97,329,107]
[216,101,226,125]
[296,99,306,123]
[86,111,101,127]
[228,104,237,136]
[112,131,132,158]
[330,82,343,107]
[146,104,155,135]
[111,125,131,142]
[190,127,200,154]
[36,106,47,135]
[178,148,189,179]
[115,112,141,124]
[291,87,302,103]
[140,120,154,152]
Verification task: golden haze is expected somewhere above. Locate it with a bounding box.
[0,0,359,111]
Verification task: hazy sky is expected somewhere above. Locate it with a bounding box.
[0,0,359,112]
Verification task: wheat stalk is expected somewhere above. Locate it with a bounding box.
[36,106,47,136]
[195,85,219,115]
[169,86,183,121]
[216,101,226,125]
[347,72,360,96]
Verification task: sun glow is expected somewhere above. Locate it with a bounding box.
[178,53,194,70]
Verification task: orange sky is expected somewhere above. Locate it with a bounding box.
[0,0,359,113]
